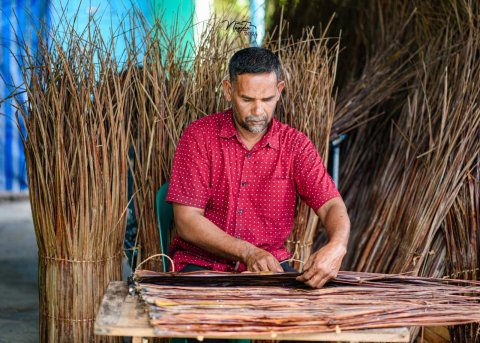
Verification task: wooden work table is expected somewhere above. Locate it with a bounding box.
[95,281,410,343]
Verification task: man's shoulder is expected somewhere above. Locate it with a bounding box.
[274,119,311,146]
[184,110,230,137]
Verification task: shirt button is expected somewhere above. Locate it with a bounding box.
[238,209,243,214]
[246,153,251,158]
[241,181,247,186]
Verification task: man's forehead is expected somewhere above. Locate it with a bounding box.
[232,72,280,92]
[234,71,278,83]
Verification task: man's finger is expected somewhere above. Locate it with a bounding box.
[259,259,273,272]
[304,274,322,288]
[302,256,314,272]
[252,260,266,272]
[313,269,338,288]
[306,273,331,288]
[300,265,318,281]
[296,264,313,281]
[267,258,283,273]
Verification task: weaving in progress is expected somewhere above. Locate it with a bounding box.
[132,270,480,338]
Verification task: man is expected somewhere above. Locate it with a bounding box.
[166,47,350,288]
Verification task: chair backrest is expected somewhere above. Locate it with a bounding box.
[155,182,173,271]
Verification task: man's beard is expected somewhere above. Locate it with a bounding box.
[234,112,271,133]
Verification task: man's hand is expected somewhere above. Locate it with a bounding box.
[243,245,283,272]
[296,242,346,288]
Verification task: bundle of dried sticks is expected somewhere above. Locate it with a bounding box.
[133,270,480,338]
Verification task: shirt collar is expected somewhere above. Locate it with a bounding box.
[219,109,237,139]
[219,108,280,150]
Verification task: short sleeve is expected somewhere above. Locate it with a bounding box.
[294,135,340,212]
[166,126,210,209]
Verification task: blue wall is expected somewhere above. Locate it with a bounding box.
[0,0,50,192]
[0,0,196,192]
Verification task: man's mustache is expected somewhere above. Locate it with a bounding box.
[245,115,267,122]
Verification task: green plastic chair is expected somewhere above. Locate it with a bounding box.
[156,182,173,272]
[155,183,249,343]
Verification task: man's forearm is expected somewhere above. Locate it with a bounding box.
[173,204,255,263]
[317,197,350,249]
[323,203,350,249]
[297,197,350,287]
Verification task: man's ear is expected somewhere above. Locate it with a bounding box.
[223,79,232,101]
[277,80,285,99]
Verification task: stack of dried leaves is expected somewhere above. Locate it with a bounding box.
[134,270,480,338]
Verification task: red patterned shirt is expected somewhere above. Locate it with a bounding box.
[166,109,340,272]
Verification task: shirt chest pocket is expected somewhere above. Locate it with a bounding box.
[258,179,296,219]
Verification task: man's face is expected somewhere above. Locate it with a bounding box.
[223,72,285,134]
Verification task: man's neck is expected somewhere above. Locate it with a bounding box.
[233,117,267,151]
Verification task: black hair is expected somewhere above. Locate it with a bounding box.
[228,47,281,82]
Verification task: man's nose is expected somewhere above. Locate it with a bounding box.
[252,101,263,115]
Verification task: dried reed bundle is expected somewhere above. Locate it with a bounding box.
[127,17,247,271]
[14,15,131,342]
[443,160,479,341]
[269,1,480,341]
[133,270,480,338]
[126,19,190,271]
[264,24,339,267]
[347,1,480,275]
[334,2,480,341]
[332,2,416,139]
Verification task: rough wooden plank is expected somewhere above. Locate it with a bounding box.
[94,281,129,333]
[95,282,410,342]
[150,328,410,342]
[270,328,410,342]
[95,282,155,337]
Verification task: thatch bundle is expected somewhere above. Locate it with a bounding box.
[337,1,480,341]
[15,17,131,342]
[337,0,480,276]
[271,1,480,341]
[134,270,480,338]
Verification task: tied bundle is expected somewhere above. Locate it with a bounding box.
[14,14,131,342]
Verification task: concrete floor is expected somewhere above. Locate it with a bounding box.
[0,199,38,343]
[0,199,133,343]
